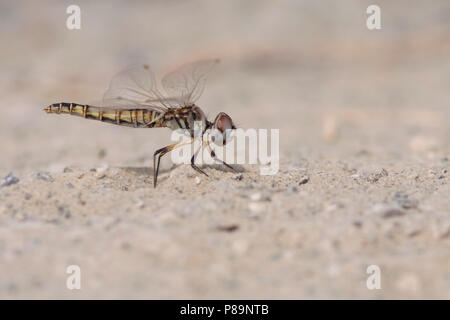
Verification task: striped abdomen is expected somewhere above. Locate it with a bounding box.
[44,102,163,128]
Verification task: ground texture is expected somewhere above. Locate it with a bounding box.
[0,1,449,298]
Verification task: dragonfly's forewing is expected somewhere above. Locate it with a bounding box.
[161,59,220,106]
[100,59,219,111]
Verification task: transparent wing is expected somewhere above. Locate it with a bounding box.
[102,64,172,111]
[161,59,219,106]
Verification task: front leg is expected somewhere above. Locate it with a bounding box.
[205,140,237,172]
[191,142,209,177]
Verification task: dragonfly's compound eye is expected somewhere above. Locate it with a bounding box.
[213,112,235,145]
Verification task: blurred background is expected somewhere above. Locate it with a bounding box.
[0,0,449,299]
[1,0,449,169]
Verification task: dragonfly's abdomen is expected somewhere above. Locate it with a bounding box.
[44,102,162,128]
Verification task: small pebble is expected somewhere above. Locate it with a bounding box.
[195,176,201,185]
[234,173,243,181]
[34,172,54,182]
[0,172,20,188]
[298,176,309,185]
[216,224,239,232]
[366,169,388,183]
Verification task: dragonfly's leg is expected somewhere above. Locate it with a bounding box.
[153,139,193,188]
[191,142,209,177]
[205,140,237,172]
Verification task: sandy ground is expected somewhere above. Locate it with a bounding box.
[0,1,449,299]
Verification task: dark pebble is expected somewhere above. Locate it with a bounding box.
[216,224,239,232]
[298,176,309,185]
[0,172,20,188]
[383,208,406,218]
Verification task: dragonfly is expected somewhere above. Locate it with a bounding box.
[44,59,237,187]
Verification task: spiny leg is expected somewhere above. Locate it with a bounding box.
[205,140,237,172]
[153,139,193,188]
[191,142,209,177]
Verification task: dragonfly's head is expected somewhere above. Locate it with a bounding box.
[211,112,236,145]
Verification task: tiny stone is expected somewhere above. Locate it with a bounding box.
[24,193,32,200]
[0,172,20,188]
[383,207,406,218]
[234,173,243,181]
[298,176,309,185]
[34,172,54,182]
[195,176,201,185]
[175,187,183,193]
[90,168,97,172]
[63,167,73,173]
[66,183,75,189]
[366,169,388,183]
[216,224,239,232]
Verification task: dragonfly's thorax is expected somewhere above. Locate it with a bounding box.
[164,105,209,136]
